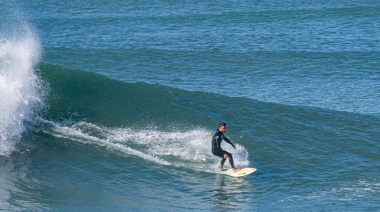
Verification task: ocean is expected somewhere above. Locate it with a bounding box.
[1,0,379,211]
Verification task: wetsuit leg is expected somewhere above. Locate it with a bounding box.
[228,155,235,169]
[220,157,226,169]
[215,150,235,169]
[224,151,235,169]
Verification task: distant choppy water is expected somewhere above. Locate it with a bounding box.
[1,0,379,211]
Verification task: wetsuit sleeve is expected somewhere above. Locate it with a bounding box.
[223,135,233,145]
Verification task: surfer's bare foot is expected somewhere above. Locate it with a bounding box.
[232,168,242,172]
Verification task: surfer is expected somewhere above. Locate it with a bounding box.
[212,123,241,172]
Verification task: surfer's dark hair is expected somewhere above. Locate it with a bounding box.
[218,123,226,128]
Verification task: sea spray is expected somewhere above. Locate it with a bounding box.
[35,118,250,170]
[0,10,42,155]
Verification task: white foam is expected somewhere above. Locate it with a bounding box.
[101,124,250,170]
[0,20,42,156]
[36,118,250,170]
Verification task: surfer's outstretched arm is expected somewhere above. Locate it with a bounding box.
[223,136,236,149]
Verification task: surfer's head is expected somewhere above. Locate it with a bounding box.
[218,122,226,133]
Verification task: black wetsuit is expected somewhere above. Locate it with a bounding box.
[212,131,235,169]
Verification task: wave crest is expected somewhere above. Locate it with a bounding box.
[0,16,42,155]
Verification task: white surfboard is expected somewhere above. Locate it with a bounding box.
[216,168,257,177]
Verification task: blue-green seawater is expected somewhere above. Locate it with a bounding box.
[1,0,379,211]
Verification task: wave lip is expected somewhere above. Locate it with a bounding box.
[0,20,42,156]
